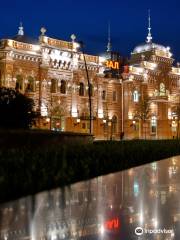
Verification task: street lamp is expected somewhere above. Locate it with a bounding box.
[78,41,92,135]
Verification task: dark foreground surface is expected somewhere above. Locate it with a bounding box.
[0,131,180,202]
[0,156,179,240]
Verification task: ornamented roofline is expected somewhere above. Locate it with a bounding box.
[0,39,40,53]
[0,37,101,64]
[40,35,73,50]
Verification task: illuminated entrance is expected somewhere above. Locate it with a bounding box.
[51,106,66,131]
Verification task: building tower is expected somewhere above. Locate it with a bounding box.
[123,10,180,139]
[107,21,112,52]
[146,9,152,43]
[18,22,24,36]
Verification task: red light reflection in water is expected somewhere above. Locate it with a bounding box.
[104,218,120,231]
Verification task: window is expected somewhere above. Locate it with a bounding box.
[112,115,117,133]
[102,90,106,100]
[112,91,117,101]
[51,79,57,93]
[16,75,23,90]
[26,76,35,92]
[133,90,139,102]
[159,83,166,96]
[82,122,86,129]
[60,80,66,94]
[154,89,159,97]
[79,82,84,96]
[171,120,177,132]
[151,116,157,134]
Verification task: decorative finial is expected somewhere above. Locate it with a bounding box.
[107,21,112,52]
[40,27,47,36]
[71,34,76,42]
[18,22,24,36]
[146,9,152,43]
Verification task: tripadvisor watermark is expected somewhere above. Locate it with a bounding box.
[135,227,173,236]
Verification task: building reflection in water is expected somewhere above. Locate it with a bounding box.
[0,156,179,240]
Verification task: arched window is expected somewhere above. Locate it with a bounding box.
[60,80,66,94]
[15,75,23,91]
[112,115,118,134]
[51,79,57,93]
[133,90,139,102]
[79,82,84,96]
[26,76,35,92]
[159,83,166,96]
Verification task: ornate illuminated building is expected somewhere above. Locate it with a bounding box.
[0,15,180,139]
[0,24,121,140]
[122,13,180,139]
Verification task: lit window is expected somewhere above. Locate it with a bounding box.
[133,90,139,102]
[26,76,35,92]
[16,75,23,91]
[151,116,157,134]
[154,89,159,97]
[171,120,177,132]
[159,83,166,96]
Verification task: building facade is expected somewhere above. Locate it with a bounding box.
[122,17,180,139]
[0,22,180,139]
[0,25,121,140]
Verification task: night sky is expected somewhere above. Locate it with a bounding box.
[1,0,180,61]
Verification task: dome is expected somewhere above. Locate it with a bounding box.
[12,34,38,45]
[11,23,38,45]
[132,42,167,54]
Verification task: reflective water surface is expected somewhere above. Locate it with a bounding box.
[0,156,180,240]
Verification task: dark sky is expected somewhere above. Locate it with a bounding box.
[1,0,180,61]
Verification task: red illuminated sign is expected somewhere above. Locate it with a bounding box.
[104,218,120,230]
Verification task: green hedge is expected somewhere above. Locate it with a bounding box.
[0,139,180,203]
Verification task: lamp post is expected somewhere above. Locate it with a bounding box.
[79,41,92,134]
[102,117,113,140]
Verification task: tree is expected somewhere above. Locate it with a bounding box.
[0,87,36,129]
[134,97,151,139]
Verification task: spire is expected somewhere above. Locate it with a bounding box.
[146,9,152,43]
[18,22,24,36]
[107,21,112,52]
